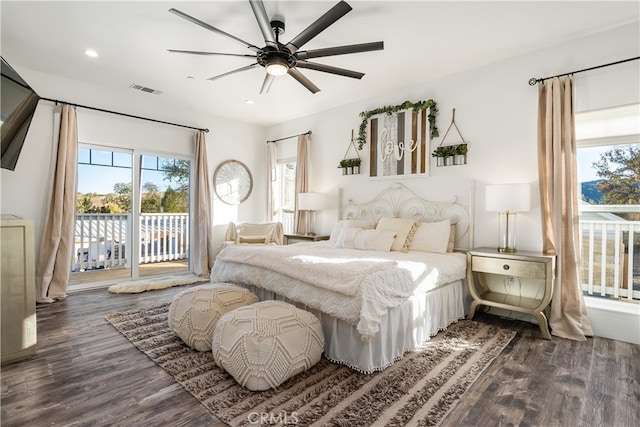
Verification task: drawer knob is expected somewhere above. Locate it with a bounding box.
[503,264,510,271]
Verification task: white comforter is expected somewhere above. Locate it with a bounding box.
[211,242,466,341]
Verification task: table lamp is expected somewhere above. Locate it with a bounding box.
[298,192,326,236]
[485,183,531,253]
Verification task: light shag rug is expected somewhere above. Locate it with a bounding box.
[105,304,516,426]
[107,273,206,294]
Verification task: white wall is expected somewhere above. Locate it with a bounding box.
[266,22,639,251]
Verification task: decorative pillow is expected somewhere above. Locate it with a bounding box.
[237,235,271,244]
[409,220,451,254]
[355,230,396,252]
[447,223,456,252]
[375,217,416,252]
[336,227,396,252]
[335,226,361,248]
[329,219,377,244]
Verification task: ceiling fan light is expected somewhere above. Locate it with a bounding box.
[265,57,289,76]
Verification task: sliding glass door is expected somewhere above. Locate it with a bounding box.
[138,155,190,278]
[71,146,190,288]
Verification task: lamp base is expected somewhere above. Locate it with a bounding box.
[497,247,517,253]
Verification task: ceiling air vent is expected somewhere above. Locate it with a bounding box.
[129,83,162,95]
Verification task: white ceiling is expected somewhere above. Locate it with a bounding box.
[2,1,638,127]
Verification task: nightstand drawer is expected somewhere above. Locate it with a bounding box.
[472,256,544,279]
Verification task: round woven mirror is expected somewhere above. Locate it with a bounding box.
[213,160,253,205]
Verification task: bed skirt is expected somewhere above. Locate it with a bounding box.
[229,280,465,373]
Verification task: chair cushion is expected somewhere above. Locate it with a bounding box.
[212,300,325,391]
[168,283,258,352]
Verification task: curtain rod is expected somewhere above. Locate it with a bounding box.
[266,130,312,143]
[39,97,209,133]
[528,56,640,85]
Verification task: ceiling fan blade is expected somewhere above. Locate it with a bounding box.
[296,41,384,60]
[260,74,275,94]
[296,61,364,79]
[249,0,277,47]
[285,1,352,53]
[288,68,320,94]
[167,49,256,59]
[169,8,260,53]
[207,63,259,81]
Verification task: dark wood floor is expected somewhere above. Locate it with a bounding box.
[1,285,638,427]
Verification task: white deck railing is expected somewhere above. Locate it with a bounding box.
[579,205,639,301]
[73,213,189,271]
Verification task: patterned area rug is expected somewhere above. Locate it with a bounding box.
[107,273,206,294]
[105,304,515,426]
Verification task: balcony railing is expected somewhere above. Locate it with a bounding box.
[579,205,640,301]
[73,213,189,271]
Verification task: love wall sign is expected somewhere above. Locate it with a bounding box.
[357,100,438,179]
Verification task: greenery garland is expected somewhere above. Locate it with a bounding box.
[356,99,438,150]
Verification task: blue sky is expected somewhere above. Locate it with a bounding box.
[77,149,182,194]
[77,165,176,194]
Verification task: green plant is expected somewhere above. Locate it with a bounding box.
[338,158,361,168]
[432,144,467,158]
[432,146,453,158]
[454,144,468,155]
[356,100,439,150]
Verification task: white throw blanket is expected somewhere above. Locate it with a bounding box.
[216,244,398,296]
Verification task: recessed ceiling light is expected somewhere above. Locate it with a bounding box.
[245,99,255,105]
[84,49,98,58]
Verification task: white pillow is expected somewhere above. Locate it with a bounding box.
[409,220,452,254]
[375,217,416,252]
[336,227,396,252]
[335,226,361,248]
[329,219,377,244]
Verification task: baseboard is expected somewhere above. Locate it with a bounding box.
[585,296,640,345]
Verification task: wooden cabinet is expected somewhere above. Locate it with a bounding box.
[284,234,330,245]
[467,248,556,339]
[1,215,37,364]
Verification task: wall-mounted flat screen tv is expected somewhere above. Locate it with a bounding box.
[1,57,40,171]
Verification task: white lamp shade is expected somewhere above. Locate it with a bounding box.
[298,192,327,211]
[485,183,531,213]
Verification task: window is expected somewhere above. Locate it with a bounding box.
[273,159,296,234]
[576,104,640,207]
[575,103,639,301]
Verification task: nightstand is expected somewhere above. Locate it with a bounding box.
[467,248,556,339]
[284,234,330,245]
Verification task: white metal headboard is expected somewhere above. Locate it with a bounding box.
[339,182,471,249]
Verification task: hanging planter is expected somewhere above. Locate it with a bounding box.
[432,108,469,167]
[338,130,362,175]
[338,158,362,175]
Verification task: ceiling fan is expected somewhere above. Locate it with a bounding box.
[168,0,384,94]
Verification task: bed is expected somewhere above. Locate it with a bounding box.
[210,183,470,373]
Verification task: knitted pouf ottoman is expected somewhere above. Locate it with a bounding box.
[212,300,325,391]
[168,283,258,352]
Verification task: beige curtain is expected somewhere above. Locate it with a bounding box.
[192,130,214,277]
[294,134,309,234]
[266,142,277,221]
[537,76,593,341]
[36,104,78,303]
